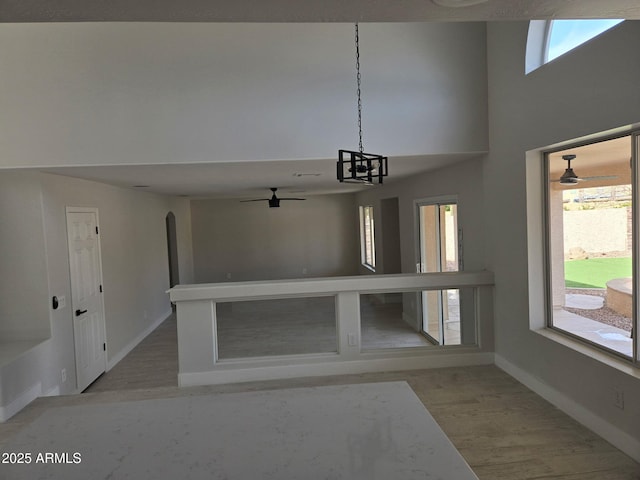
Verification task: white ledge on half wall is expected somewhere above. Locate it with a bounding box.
[168,271,496,389]
[168,271,495,302]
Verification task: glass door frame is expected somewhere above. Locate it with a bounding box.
[634,132,639,364]
[415,195,459,345]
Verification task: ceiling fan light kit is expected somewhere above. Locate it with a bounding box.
[337,23,388,186]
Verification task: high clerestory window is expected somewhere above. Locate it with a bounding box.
[526,19,624,74]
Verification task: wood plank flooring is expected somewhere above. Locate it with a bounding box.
[86,313,179,392]
[217,295,431,359]
[2,315,639,479]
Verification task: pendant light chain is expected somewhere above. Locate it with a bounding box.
[337,23,387,185]
[355,23,363,154]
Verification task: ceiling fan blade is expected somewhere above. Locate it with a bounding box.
[241,188,305,207]
[581,175,619,181]
[551,175,619,183]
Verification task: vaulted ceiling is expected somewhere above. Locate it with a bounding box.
[2,0,640,22]
[2,1,638,198]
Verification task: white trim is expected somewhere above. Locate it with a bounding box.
[525,20,551,74]
[43,385,60,397]
[179,352,494,387]
[533,328,640,378]
[107,310,172,371]
[495,354,640,463]
[413,194,459,275]
[0,382,41,422]
[359,205,376,270]
[169,271,494,303]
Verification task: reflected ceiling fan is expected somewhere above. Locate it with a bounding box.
[240,188,306,208]
[553,154,618,185]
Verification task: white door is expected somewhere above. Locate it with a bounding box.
[66,208,106,391]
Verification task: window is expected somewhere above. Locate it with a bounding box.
[360,205,376,270]
[545,134,636,361]
[526,19,623,74]
[546,19,624,63]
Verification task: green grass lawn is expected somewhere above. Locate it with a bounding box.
[565,257,632,288]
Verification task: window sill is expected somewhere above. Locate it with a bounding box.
[533,327,640,379]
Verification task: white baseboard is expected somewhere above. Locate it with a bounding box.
[179,351,495,388]
[107,309,172,371]
[43,385,60,397]
[0,382,42,423]
[495,354,640,463]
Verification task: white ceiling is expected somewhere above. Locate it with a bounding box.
[2,0,640,22]
[37,154,481,199]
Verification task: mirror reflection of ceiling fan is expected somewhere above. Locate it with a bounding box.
[240,188,306,208]
[553,154,619,185]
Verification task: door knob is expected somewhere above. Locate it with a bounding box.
[75,309,88,316]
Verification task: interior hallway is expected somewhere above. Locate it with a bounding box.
[86,314,179,393]
[0,313,637,479]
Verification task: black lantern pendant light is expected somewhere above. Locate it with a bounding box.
[337,24,388,185]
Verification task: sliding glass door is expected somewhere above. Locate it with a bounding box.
[417,198,460,345]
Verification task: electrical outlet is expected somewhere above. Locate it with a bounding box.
[226,273,232,280]
[302,268,307,275]
[61,368,67,383]
[58,296,66,308]
[613,388,624,410]
[347,333,357,346]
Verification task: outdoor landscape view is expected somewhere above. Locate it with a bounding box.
[548,136,633,357]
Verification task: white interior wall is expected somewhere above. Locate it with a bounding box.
[40,173,178,363]
[0,22,488,169]
[356,158,487,275]
[0,172,50,341]
[0,171,193,413]
[191,194,360,282]
[355,157,487,340]
[486,20,640,445]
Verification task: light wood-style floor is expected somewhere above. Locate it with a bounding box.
[217,295,431,359]
[2,315,639,479]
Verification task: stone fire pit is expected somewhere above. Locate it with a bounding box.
[606,277,632,318]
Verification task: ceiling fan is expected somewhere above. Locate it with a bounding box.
[553,154,618,185]
[240,188,306,208]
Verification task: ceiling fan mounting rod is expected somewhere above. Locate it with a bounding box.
[562,154,576,168]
